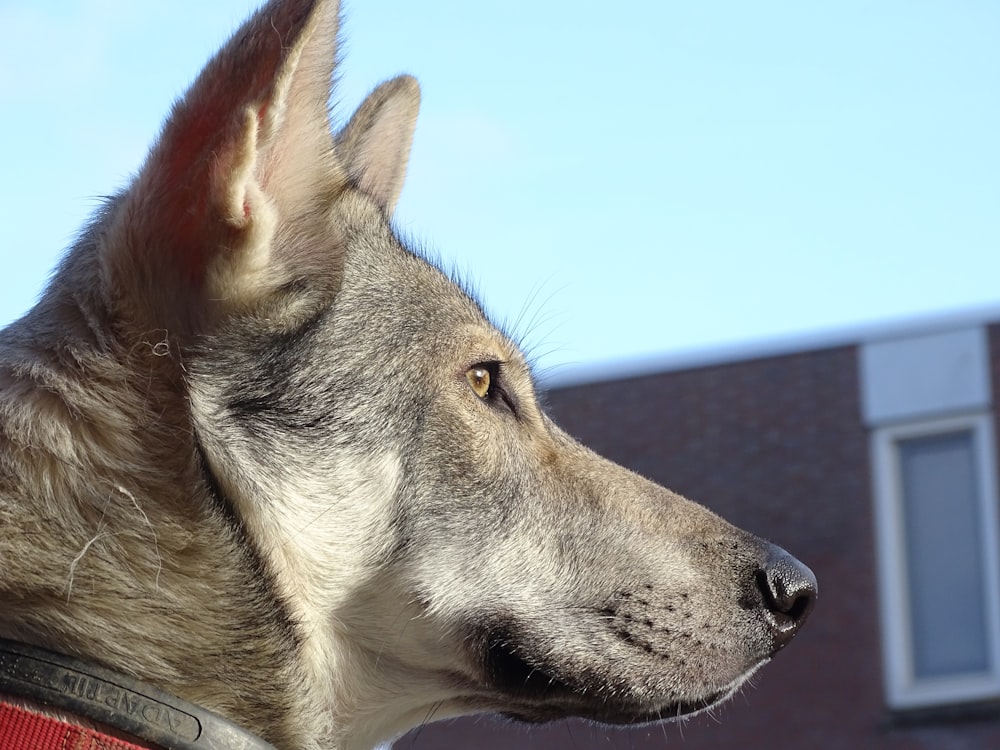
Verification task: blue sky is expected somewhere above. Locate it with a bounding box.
[1,1,998,382]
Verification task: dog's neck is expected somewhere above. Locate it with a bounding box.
[0,640,276,750]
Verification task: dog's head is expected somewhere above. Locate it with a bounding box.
[1,1,815,748]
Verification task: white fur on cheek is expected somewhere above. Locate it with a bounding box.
[257,449,402,639]
[252,450,462,750]
[275,452,399,599]
[190,378,408,742]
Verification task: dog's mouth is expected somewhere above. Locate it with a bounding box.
[476,625,756,726]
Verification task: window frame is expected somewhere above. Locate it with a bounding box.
[871,411,1000,710]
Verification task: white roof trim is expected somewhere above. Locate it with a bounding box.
[542,303,1000,389]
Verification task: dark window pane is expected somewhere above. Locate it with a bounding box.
[899,430,989,679]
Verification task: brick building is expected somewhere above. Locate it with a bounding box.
[397,310,1000,749]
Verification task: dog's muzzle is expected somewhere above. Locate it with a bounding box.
[0,639,275,750]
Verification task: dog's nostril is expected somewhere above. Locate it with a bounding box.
[756,545,817,649]
[755,569,812,624]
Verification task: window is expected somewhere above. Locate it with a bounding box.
[872,413,1000,709]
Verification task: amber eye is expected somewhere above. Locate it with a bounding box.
[466,366,492,399]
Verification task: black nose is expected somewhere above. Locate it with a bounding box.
[756,544,817,651]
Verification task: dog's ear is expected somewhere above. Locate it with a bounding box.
[335,76,420,214]
[101,0,345,334]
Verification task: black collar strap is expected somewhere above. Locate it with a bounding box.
[0,639,276,750]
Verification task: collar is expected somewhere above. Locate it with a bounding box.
[0,639,277,750]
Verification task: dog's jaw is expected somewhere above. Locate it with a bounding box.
[476,627,768,725]
[462,614,768,727]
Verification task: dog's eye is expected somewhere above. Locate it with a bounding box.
[466,365,494,400]
[466,361,518,415]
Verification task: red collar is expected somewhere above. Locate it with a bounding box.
[0,701,153,749]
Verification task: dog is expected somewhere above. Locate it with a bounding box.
[0,1,816,748]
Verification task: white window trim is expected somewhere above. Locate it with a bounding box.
[871,412,1000,710]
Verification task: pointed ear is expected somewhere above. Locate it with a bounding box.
[335,75,420,213]
[103,0,344,333]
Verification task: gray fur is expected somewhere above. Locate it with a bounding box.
[0,1,815,748]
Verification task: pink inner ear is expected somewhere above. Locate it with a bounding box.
[150,99,272,285]
[145,33,285,286]
[158,120,221,285]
